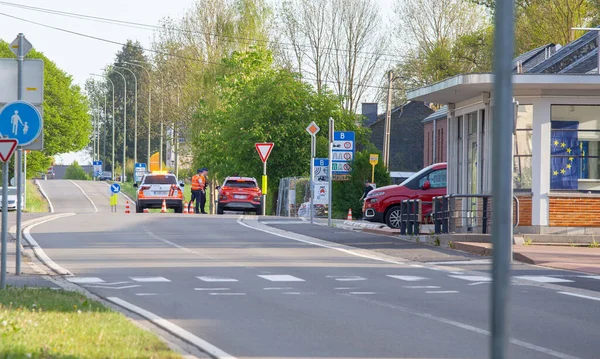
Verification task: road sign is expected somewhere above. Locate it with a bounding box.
[0,139,17,162]
[0,59,44,105]
[332,131,354,175]
[134,163,146,182]
[93,160,102,177]
[255,143,274,163]
[110,183,121,194]
[306,122,320,136]
[370,154,379,165]
[313,158,329,182]
[10,36,32,57]
[0,101,42,146]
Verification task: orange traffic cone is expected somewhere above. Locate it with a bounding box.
[188,201,195,214]
[125,201,131,214]
[347,208,353,221]
[160,199,167,213]
[183,201,189,214]
[143,208,149,213]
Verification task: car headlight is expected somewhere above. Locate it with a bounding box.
[368,191,386,197]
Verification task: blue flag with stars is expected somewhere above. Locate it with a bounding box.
[551,121,579,190]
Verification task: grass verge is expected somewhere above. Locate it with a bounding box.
[0,287,181,359]
[25,180,49,213]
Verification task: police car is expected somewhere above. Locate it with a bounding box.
[133,171,185,213]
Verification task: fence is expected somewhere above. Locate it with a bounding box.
[276,177,310,217]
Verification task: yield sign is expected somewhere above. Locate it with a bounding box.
[255,143,274,163]
[0,139,18,162]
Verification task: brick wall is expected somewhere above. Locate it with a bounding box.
[423,118,448,168]
[549,196,600,227]
[515,195,532,226]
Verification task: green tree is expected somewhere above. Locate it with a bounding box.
[332,147,391,219]
[64,161,91,180]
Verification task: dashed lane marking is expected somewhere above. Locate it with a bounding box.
[387,275,428,281]
[449,275,491,282]
[135,293,159,296]
[197,276,238,282]
[403,286,441,289]
[426,290,459,294]
[209,293,246,296]
[349,292,376,295]
[258,275,305,282]
[334,287,360,290]
[130,276,171,283]
[263,287,294,290]
[326,275,366,281]
[195,288,230,291]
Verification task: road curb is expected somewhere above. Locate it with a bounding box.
[34,179,54,213]
[342,220,387,229]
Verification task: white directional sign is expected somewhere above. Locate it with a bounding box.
[0,59,44,105]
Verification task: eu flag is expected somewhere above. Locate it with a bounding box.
[551,121,579,190]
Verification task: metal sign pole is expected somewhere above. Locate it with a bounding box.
[15,33,24,275]
[328,117,334,227]
[310,135,315,224]
[262,161,267,216]
[491,0,515,357]
[1,161,8,289]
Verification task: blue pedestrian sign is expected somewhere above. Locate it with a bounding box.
[332,131,355,175]
[0,101,42,146]
[110,183,121,194]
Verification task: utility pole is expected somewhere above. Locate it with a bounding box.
[112,69,127,182]
[383,70,393,168]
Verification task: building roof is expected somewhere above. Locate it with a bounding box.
[528,28,598,74]
[422,106,448,123]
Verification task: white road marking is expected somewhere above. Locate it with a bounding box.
[263,287,294,290]
[449,275,491,282]
[130,276,171,283]
[410,264,424,268]
[197,276,238,282]
[349,292,376,295]
[427,259,492,265]
[426,290,459,294]
[558,292,600,302]
[258,274,305,282]
[209,293,246,296]
[468,282,490,286]
[195,288,230,291]
[85,284,142,290]
[69,180,98,213]
[135,293,158,296]
[334,287,360,290]
[35,180,54,213]
[403,286,441,289]
[107,297,237,359]
[387,275,428,282]
[515,276,573,283]
[347,295,582,359]
[67,277,104,284]
[22,213,75,276]
[282,292,313,295]
[326,275,366,281]
[260,221,307,224]
[579,275,600,280]
[88,281,131,286]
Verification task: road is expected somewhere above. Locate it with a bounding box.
[23,179,600,358]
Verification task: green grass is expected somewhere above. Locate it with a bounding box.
[0,288,181,359]
[25,180,48,213]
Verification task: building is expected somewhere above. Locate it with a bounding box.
[422,106,448,167]
[366,101,433,172]
[407,29,600,233]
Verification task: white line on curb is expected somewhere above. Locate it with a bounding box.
[22,213,75,276]
[107,297,237,359]
[70,180,98,213]
[35,179,54,213]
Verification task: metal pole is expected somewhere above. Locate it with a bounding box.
[310,135,315,224]
[103,92,107,162]
[1,161,8,288]
[175,91,180,179]
[115,66,137,166]
[112,70,127,182]
[328,117,334,227]
[491,0,515,356]
[262,161,267,216]
[384,70,393,168]
[160,92,164,171]
[93,75,115,180]
[15,32,24,275]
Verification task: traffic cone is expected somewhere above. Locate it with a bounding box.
[183,201,189,214]
[188,201,195,214]
[125,201,130,214]
[346,208,353,221]
[143,208,149,213]
[160,199,167,213]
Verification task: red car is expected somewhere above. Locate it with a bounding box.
[217,177,262,214]
[363,163,447,228]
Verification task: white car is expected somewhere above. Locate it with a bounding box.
[133,172,185,213]
[0,187,24,211]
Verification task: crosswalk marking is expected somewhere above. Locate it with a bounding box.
[449,275,491,282]
[197,276,239,282]
[387,275,427,282]
[515,276,573,283]
[67,277,105,284]
[130,276,171,283]
[258,275,305,282]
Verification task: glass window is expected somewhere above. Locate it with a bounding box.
[143,175,177,184]
[550,105,600,191]
[419,169,447,188]
[224,180,257,188]
[514,105,533,190]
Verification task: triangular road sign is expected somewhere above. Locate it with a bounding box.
[0,139,18,162]
[255,143,274,163]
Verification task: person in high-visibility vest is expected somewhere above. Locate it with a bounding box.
[199,168,208,214]
[189,168,206,214]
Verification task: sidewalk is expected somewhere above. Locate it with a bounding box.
[455,242,600,274]
[1,239,54,287]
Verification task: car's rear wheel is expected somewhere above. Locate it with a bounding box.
[136,204,143,213]
[217,205,224,215]
[255,204,263,215]
[385,206,402,229]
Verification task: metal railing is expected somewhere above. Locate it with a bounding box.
[399,199,423,235]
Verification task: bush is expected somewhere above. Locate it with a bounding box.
[64,161,91,180]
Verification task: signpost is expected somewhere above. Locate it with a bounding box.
[306,122,320,223]
[328,118,334,227]
[313,158,329,206]
[93,160,103,179]
[134,163,146,182]
[0,138,18,289]
[332,131,355,180]
[369,154,379,183]
[110,183,121,213]
[255,143,274,216]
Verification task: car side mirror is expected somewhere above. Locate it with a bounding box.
[179,182,184,187]
[216,186,221,190]
[422,180,431,190]
[133,183,138,188]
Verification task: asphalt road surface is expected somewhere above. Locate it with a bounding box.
[24,180,600,358]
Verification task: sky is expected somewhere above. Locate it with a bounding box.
[0,0,395,165]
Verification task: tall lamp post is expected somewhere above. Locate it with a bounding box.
[91,74,115,180]
[115,65,138,165]
[124,61,152,166]
[110,68,127,182]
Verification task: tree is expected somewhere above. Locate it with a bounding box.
[64,161,91,180]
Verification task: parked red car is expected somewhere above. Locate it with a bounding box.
[363,163,447,228]
[217,177,262,215]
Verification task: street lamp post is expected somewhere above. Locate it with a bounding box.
[111,69,127,182]
[90,74,115,180]
[125,61,152,166]
[115,66,138,165]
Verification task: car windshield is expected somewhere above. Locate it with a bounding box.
[224,180,257,188]
[399,166,436,186]
[143,175,177,185]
